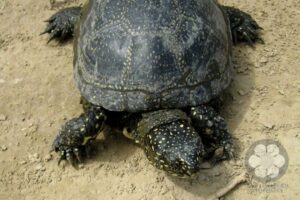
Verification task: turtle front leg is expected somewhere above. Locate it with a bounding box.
[188,105,234,163]
[221,6,263,45]
[52,101,106,166]
[41,7,81,43]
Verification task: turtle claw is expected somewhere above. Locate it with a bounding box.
[73,148,83,163]
[188,105,234,164]
[41,7,81,42]
[66,150,77,167]
[232,22,263,46]
[57,147,85,168]
[224,6,263,46]
[52,129,86,167]
[224,143,235,159]
[212,136,235,162]
[208,143,234,165]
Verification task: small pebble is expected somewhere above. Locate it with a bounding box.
[1,145,7,151]
[278,90,285,95]
[35,164,46,171]
[33,153,39,159]
[78,164,84,169]
[28,153,40,162]
[44,154,52,162]
[259,56,268,64]
[19,160,27,165]
[13,78,23,84]
[262,122,275,129]
[0,114,7,121]
[238,90,246,96]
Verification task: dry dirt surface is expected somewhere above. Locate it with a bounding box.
[0,0,299,199]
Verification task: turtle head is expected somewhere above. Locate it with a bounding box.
[144,119,205,177]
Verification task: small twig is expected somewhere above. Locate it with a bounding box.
[208,172,248,200]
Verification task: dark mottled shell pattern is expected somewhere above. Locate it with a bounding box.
[74,0,232,112]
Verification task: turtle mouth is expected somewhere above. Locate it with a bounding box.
[156,148,203,178]
[165,161,201,178]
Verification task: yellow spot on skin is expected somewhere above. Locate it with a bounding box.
[180,124,184,128]
[82,136,93,145]
[80,127,85,132]
[205,128,213,135]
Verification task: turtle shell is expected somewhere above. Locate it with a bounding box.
[74,0,232,112]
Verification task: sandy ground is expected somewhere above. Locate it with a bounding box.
[0,0,299,199]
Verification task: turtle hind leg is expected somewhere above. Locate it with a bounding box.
[221,6,263,46]
[41,7,81,43]
[188,105,234,163]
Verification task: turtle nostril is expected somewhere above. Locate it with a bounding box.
[180,159,200,175]
[177,150,202,175]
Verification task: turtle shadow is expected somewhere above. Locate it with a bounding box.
[48,37,73,46]
[85,129,138,165]
[164,44,258,198]
[222,46,257,132]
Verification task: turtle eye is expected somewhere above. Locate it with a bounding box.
[122,127,135,140]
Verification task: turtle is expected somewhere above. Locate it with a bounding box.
[42,0,262,177]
